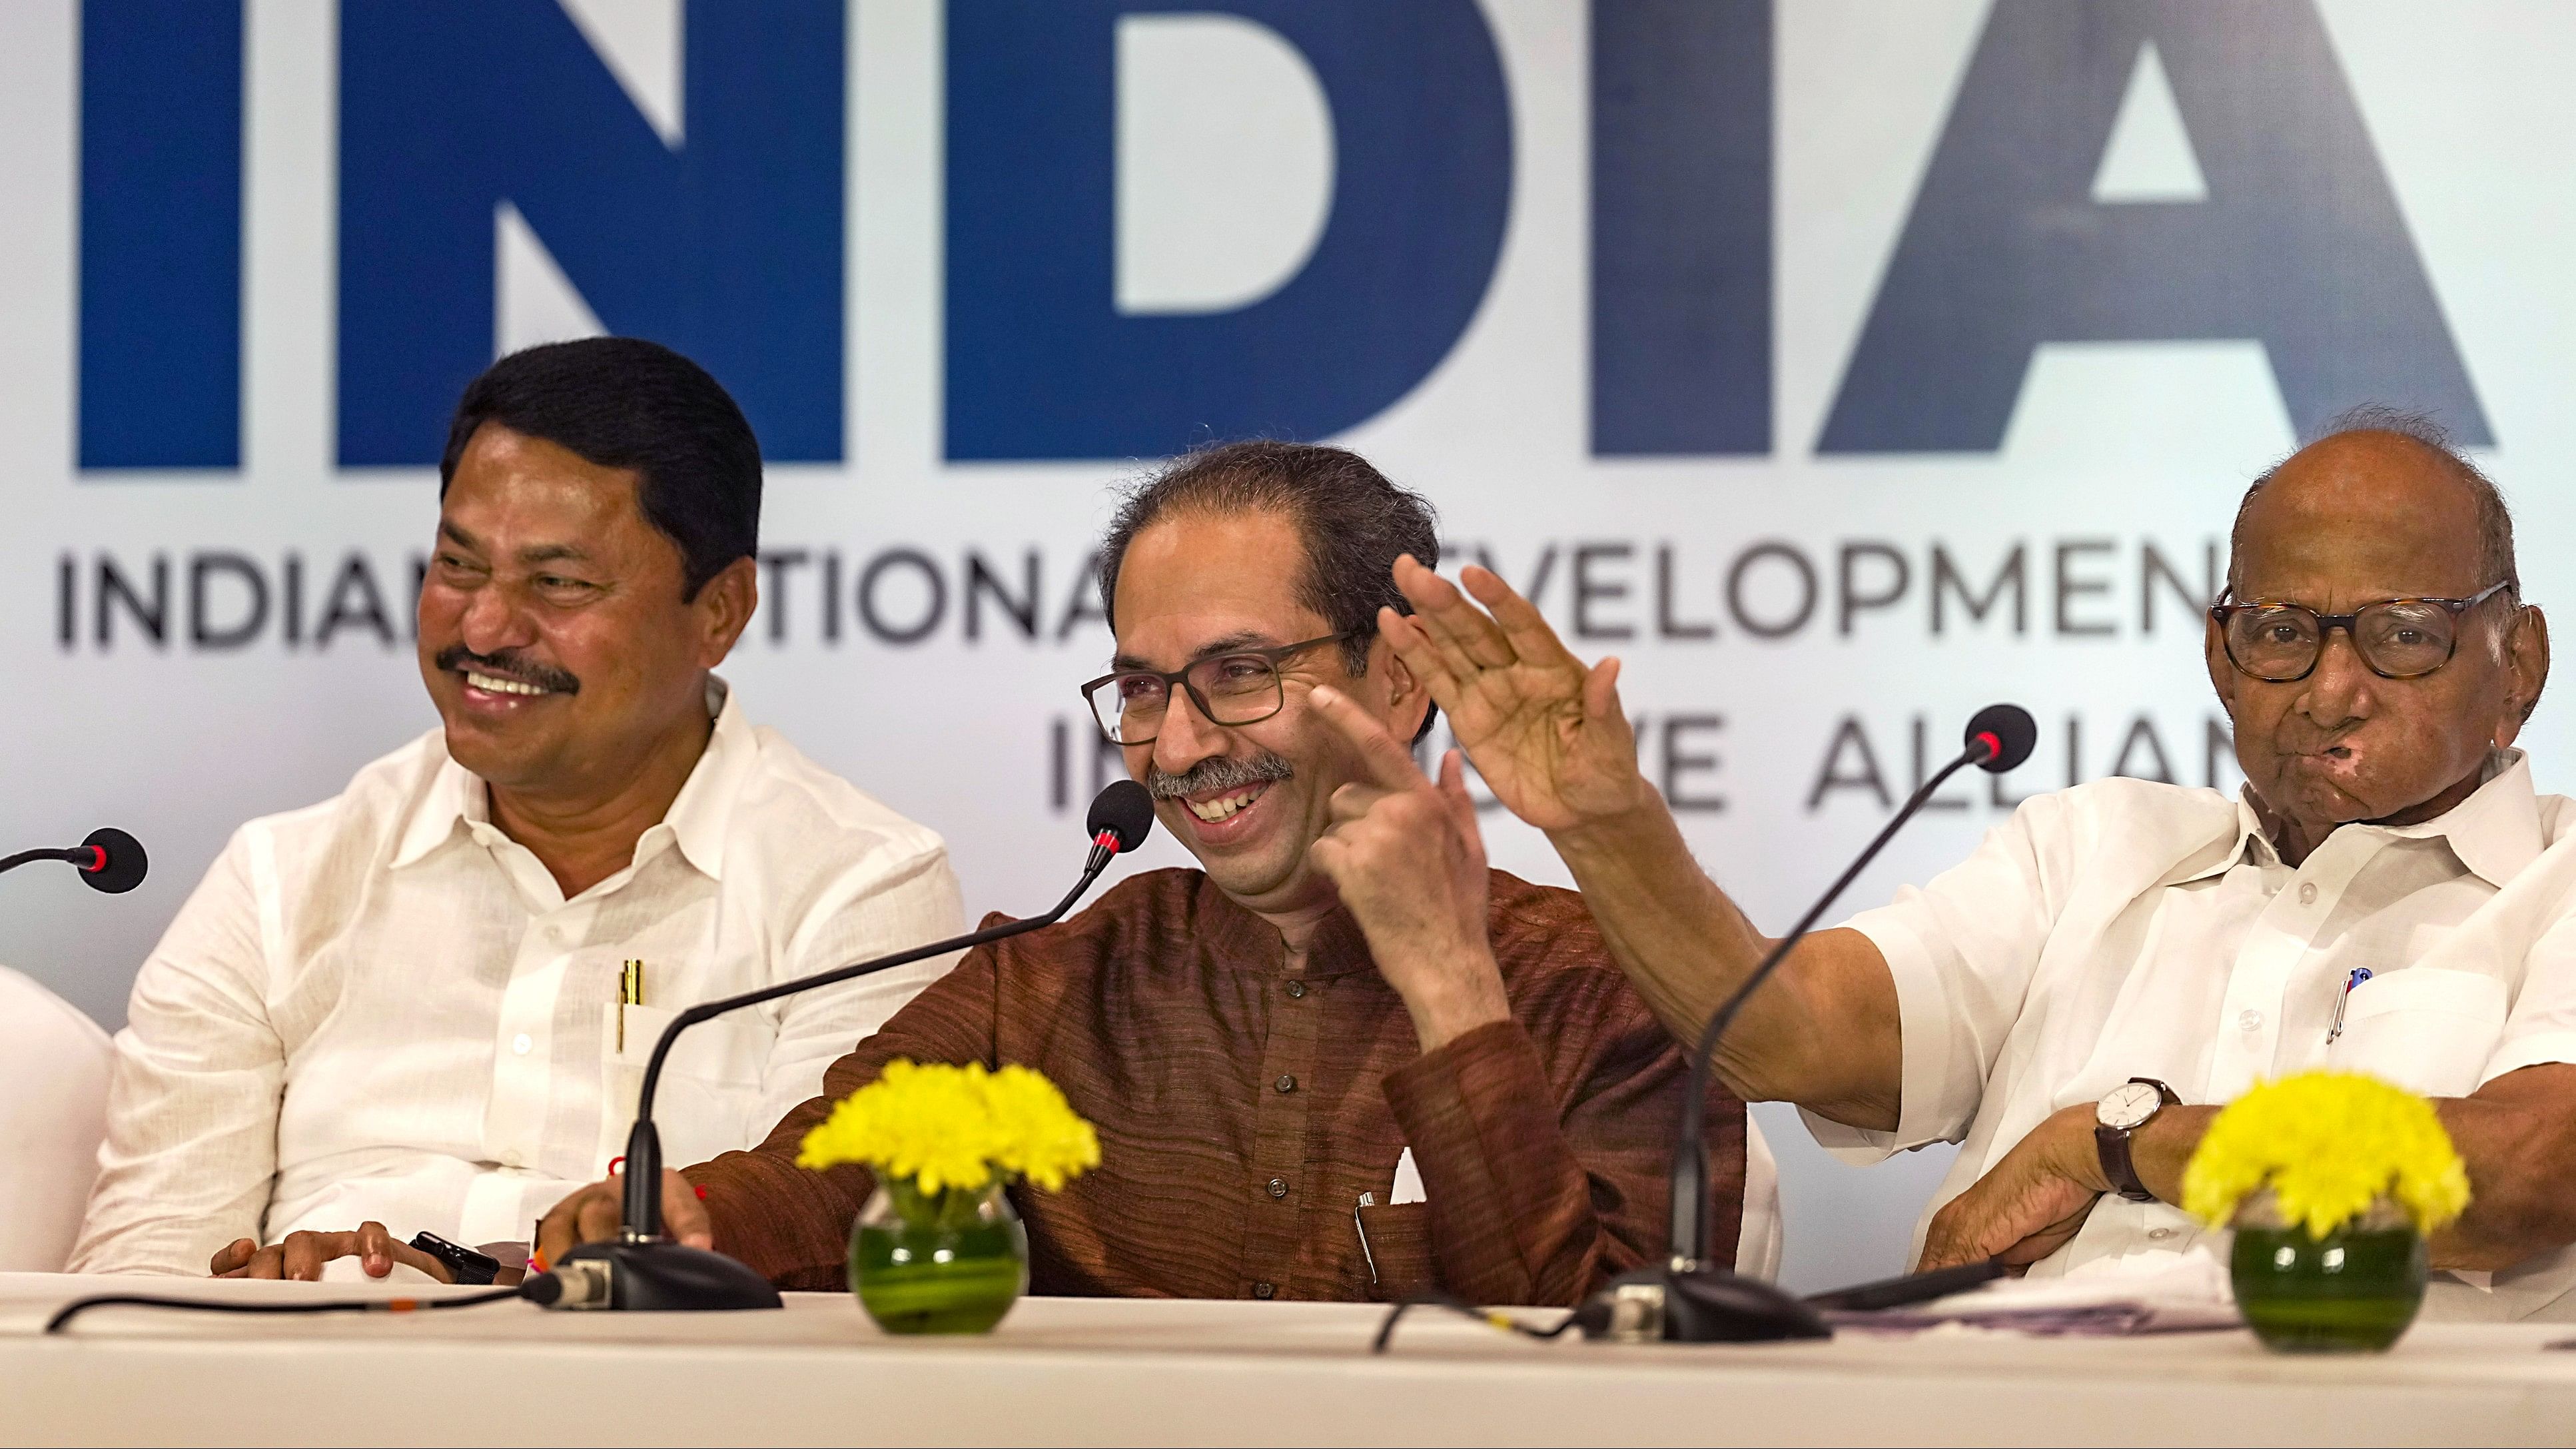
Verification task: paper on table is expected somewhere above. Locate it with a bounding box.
[1830,1248,2242,1336]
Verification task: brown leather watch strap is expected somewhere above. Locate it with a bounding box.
[2096,1121,2151,1203]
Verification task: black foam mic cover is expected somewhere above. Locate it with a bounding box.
[1086,780,1156,854]
[1962,704,2037,774]
[79,828,148,894]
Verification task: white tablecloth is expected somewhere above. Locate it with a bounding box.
[4,1272,2573,1446]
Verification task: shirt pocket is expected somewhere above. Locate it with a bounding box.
[1357,1199,1436,1302]
[596,1005,767,1172]
[2328,967,2509,1098]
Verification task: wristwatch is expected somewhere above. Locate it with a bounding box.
[2094,1077,2180,1203]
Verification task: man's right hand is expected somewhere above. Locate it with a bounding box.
[1384,553,1906,1125]
[210,1222,455,1282]
[1382,554,1653,835]
[532,1167,713,1269]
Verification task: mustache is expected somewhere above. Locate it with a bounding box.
[1146,753,1294,799]
[432,645,582,696]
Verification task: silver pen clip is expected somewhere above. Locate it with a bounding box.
[1354,1192,1379,1286]
[2326,967,2373,1045]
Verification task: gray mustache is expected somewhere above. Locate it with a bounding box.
[1146,753,1294,799]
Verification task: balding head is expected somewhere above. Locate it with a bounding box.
[2210,411,2547,862]
[2230,408,2517,600]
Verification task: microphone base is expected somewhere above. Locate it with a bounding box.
[1581,1264,1831,1344]
[556,1239,783,1312]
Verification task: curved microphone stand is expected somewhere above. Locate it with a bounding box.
[1586,704,2035,1342]
[557,782,1156,1310]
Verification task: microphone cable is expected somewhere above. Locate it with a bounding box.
[1370,1255,2008,1353]
[45,1278,550,1334]
[1370,1290,1593,1353]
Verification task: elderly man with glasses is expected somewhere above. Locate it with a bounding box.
[540,440,1765,1305]
[1380,411,2576,1318]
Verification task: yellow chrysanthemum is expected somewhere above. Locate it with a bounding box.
[2180,1071,2469,1238]
[797,1059,1099,1197]
[975,1063,1102,1191]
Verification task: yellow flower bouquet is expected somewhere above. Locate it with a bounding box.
[798,1060,1100,1334]
[2180,1071,2468,1352]
[799,1059,1101,1195]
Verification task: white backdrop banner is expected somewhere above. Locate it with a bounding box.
[5,0,2563,1285]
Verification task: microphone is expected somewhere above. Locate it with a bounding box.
[554,781,1156,1311]
[0,829,149,895]
[1083,777,1158,870]
[1586,704,2035,1343]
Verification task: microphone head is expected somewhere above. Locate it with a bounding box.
[1086,781,1156,855]
[1962,705,2038,775]
[79,828,148,894]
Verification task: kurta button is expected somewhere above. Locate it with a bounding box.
[1266,1177,1289,1199]
[512,1033,533,1056]
[1254,1282,1276,1299]
[1275,1074,1297,1093]
[1284,980,1307,999]
[2238,1009,2264,1033]
[2298,882,2318,906]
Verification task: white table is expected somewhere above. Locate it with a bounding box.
[4,1272,2573,1446]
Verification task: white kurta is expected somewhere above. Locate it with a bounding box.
[1815,751,2576,1319]
[72,680,963,1276]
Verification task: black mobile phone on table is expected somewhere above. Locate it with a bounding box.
[408,1230,502,1286]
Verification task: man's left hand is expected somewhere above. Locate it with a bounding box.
[1918,1104,2110,1272]
[534,1167,713,1269]
[1304,684,1511,1053]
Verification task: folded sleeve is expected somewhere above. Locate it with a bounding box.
[689,921,1003,1291]
[69,830,286,1276]
[1805,796,2062,1163]
[759,833,967,1131]
[2485,897,2576,1086]
[1382,1007,1733,1308]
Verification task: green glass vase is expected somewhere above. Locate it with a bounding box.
[2229,1191,2427,1352]
[850,1179,1029,1334]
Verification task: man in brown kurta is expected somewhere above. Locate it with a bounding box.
[686,867,1739,1304]
[544,440,1747,1306]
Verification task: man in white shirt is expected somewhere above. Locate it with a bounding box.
[71,338,962,1282]
[1379,410,2576,1318]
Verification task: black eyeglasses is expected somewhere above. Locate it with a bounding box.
[2210,580,2515,682]
[1080,632,1356,745]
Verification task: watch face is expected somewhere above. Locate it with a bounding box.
[2097,1081,2163,1131]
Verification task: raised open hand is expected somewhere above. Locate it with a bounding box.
[1382,555,1650,834]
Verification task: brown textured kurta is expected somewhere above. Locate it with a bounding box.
[687,867,1747,1306]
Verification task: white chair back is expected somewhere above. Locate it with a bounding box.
[0,967,113,1271]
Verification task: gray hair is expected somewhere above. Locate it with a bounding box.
[2228,404,2519,599]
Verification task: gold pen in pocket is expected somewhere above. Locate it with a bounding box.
[618,959,646,1051]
